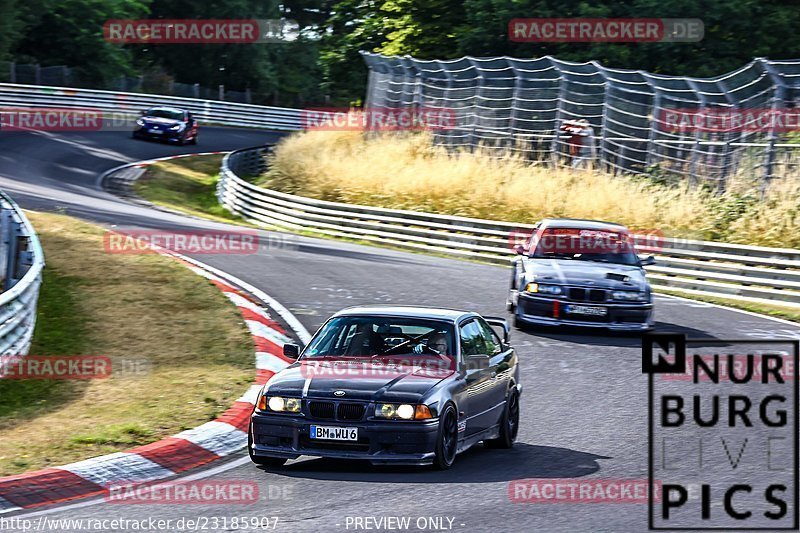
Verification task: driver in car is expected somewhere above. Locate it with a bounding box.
[427,333,448,355]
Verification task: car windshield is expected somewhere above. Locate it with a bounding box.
[302,316,456,360]
[146,108,184,120]
[530,227,640,266]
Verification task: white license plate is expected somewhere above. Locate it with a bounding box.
[149,130,163,135]
[565,304,607,316]
[310,425,358,441]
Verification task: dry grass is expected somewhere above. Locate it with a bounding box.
[260,130,800,247]
[0,212,253,475]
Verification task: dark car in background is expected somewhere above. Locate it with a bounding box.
[132,106,198,145]
[507,218,656,331]
[248,306,521,470]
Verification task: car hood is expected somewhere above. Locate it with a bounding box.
[265,358,454,403]
[522,258,648,290]
[141,117,182,127]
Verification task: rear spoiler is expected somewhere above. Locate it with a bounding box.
[483,316,510,343]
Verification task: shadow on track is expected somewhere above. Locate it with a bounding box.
[256,443,608,483]
[513,321,719,348]
[293,243,439,268]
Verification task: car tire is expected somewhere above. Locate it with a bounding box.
[513,314,528,331]
[485,388,519,449]
[189,133,198,145]
[433,404,458,470]
[248,426,287,468]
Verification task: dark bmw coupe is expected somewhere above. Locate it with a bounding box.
[248,306,521,470]
[508,218,656,331]
[132,106,198,145]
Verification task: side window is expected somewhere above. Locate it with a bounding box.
[459,320,483,356]
[476,319,502,355]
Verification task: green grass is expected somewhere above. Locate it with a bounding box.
[0,211,254,475]
[0,269,90,423]
[133,155,247,224]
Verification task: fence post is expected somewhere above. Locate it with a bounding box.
[193,83,200,98]
[9,61,14,84]
[592,62,610,171]
[245,88,252,104]
[547,57,566,167]
[34,64,41,85]
[218,85,225,101]
[759,59,789,193]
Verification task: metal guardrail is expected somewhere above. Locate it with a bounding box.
[219,145,800,309]
[0,190,44,356]
[0,82,305,131]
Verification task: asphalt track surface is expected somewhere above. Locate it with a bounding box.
[1,127,799,533]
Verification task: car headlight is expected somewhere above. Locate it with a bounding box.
[375,403,432,420]
[136,118,144,126]
[258,395,301,413]
[525,282,562,295]
[169,124,184,131]
[611,290,647,302]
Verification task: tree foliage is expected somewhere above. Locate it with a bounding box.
[0,0,796,105]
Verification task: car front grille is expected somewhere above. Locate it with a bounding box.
[568,287,607,303]
[308,400,366,421]
[309,401,336,419]
[337,402,366,421]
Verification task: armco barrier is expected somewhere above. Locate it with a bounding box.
[0,190,44,356]
[0,82,305,131]
[219,145,800,309]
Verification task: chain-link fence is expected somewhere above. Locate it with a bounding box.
[362,53,800,189]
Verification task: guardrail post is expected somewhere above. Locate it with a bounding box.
[219,85,225,101]
[9,61,14,83]
[2,209,20,291]
[34,64,41,85]
[193,83,200,98]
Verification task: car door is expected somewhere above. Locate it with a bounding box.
[474,317,514,425]
[458,318,499,436]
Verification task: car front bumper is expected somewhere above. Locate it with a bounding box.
[133,127,184,141]
[250,412,440,465]
[516,293,653,331]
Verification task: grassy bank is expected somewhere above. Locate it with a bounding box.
[259,130,800,248]
[0,212,254,475]
[133,155,243,224]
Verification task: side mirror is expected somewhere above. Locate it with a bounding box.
[465,354,491,371]
[514,244,526,255]
[640,255,656,266]
[283,343,300,359]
